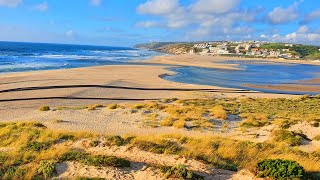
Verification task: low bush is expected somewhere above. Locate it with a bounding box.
[313,135,320,141]
[172,120,185,129]
[257,159,305,179]
[59,151,130,168]
[24,141,53,152]
[37,160,57,179]
[89,140,100,147]
[39,106,50,111]
[240,113,270,128]
[160,164,204,179]
[272,130,301,146]
[107,104,118,110]
[160,117,175,126]
[133,140,183,154]
[106,136,132,146]
[83,155,130,168]
[211,105,228,120]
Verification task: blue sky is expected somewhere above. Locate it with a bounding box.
[0,0,320,47]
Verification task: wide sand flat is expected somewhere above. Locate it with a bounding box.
[140,54,320,68]
[0,60,294,133]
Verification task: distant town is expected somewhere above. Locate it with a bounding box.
[135,41,320,60]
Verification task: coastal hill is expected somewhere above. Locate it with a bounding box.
[135,41,320,60]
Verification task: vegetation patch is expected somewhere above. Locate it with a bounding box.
[37,160,57,179]
[257,159,305,179]
[272,130,302,146]
[60,151,130,168]
[39,106,50,111]
[160,164,204,180]
[211,105,228,120]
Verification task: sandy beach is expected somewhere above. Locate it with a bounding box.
[0,55,300,134]
[139,54,320,68]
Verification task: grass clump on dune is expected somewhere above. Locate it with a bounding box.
[313,135,320,141]
[37,160,57,179]
[59,151,130,168]
[160,117,175,127]
[107,104,119,110]
[211,105,228,120]
[39,106,50,111]
[172,119,186,129]
[272,129,302,146]
[160,164,204,179]
[240,113,270,128]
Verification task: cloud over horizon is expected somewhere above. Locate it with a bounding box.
[0,0,320,46]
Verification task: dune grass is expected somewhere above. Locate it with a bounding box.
[0,122,319,179]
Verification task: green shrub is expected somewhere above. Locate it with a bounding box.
[59,151,130,168]
[106,136,132,146]
[25,141,53,152]
[134,140,183,154]
[89,140,100,147]
[37,160,56,179]
[257,159,305,179]
[160,164,204,179]
[83,155,130,168]
[39,106,50,111]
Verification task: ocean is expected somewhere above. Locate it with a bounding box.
[0,41,161,73]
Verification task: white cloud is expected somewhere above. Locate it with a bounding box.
[34,2,48,12]
[302,9,320,23]
[137,0,180,15]
[65,30,74,38]
[267,1,302,24]
[136,21,161,28]
[190,0,240,14]
[266,26,320,45]
[0,0,22,7]
[90,0,102,6]
[297,25,308,33]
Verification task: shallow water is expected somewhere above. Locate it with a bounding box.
[163,61,320,95]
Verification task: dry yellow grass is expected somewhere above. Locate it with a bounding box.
[211,105,228,120]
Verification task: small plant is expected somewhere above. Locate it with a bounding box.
[160,164,204,179]
[173,120,185,129]
[25,141,53,152]
[272,130,301,146]
[39,106,50,111]
[83,155,130,168]
[257,159,305,179]
[313,135,320,141]
[89,140,100,147]
[59,151,130,168]
[160,117,175,126]
[86,106,96,111]
[133,140,182,154]
[108,104,118,109]
[211,105,228,120]
[106,136,132,146]
[37,160,57,179]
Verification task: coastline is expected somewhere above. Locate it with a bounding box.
[137,54,320,68]
[0,60,297,133]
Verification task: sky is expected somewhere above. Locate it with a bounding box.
[0,0,320,47]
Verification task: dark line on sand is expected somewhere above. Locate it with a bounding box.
[0,84,253,94]
[0,97,161,102]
